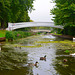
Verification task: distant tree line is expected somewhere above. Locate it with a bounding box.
[51,0,75,36]
[0,0,34,29]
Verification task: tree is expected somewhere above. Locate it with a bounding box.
[0,0,11,28]
[51,0,75,26]
[51,0,75,36]
[10,0,34,22]
[0,0,34,29]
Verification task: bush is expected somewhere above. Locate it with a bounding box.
[5,31,15,41]
[63,25,75,36]
[5,31,32,41]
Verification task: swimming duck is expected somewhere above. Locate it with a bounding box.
[28,61,38,67]
[19,46,21,49]
[72,45,75,47]
[49,47,50,49]
[63,59,67,62]
[40,55,46,61]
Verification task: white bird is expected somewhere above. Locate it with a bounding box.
[70,53,75,56]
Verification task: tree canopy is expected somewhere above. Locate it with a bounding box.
[51,0,75,26]
[0,0,34,28]
[51,0,75,36]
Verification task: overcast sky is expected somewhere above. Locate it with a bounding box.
[28,0,55,22]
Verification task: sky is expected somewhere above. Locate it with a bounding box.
[28,0,55,22]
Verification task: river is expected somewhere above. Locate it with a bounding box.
[0,34,75,75]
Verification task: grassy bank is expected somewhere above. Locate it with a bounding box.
[0,30,41,41]
[51,33,73,39]
[0,30,6,37]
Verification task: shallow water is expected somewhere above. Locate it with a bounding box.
[0,34,75,75]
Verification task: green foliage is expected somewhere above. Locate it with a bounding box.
[37,32,41,34]
[30,20,34,22]
[5,31,32,41]
[5,31,15,40]
[15,27,31,31]
[0,30,6,37]
[64,50,70,53]
[0,0,34,28]
[10,0,34,23]
[51,0,75,36]
[51,0,75,25]
[63,25,75,36]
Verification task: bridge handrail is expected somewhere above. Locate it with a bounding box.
[7,22,64,31]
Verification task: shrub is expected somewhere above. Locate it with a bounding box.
[5,31,32,41]
[5,31,15,41]
[63,25,75,36]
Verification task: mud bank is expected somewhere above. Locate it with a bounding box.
[50,33,73,40]
[0,37,6,42]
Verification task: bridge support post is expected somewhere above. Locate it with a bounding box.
[8,23,13,31]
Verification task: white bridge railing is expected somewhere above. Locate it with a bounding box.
[6,22,64,31]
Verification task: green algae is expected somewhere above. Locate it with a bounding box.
[36,40,75,44]
[64,50,70,53]
[13,44,42,48]
[0,51,28,70]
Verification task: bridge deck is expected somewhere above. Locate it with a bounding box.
[6,22,64,31]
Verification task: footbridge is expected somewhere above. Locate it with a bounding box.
[31,29,51,32]
[6,22,64,31]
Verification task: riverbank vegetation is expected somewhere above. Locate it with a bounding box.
[5,31,32,41]
[51,0,75,36]
[5,30,42,41]
[0,30,6,37]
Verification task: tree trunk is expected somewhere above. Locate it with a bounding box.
[6,22,8,28]
[1,20,5,29]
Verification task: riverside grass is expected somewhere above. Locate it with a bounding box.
[0,30,6,37]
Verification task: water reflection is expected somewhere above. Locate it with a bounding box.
[54,43,75,75]
[21,36,58,75]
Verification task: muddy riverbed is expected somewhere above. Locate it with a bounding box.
[0,34,75,75]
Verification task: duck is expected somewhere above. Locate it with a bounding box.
[28,61,38,67]
[49,47,50,49]
[19,46,21,49]
[40,55,46,61]
[63,59,67,62]
[72,45,75,47]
